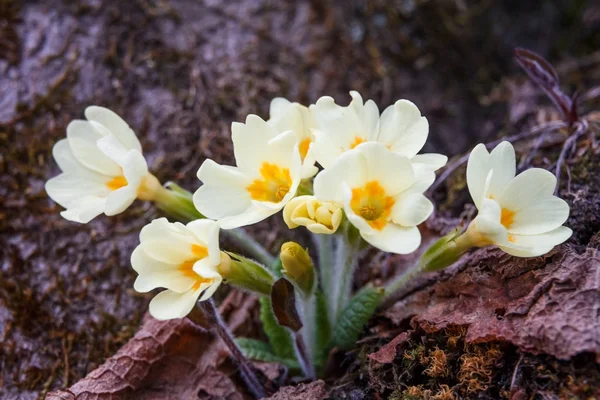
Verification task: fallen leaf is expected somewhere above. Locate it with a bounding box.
[367,332,410,364]
[46,292,258,399]
[384,244,600,362]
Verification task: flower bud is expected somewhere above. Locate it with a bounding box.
[283,195,342,234]
[219,252,275,296]
[280,242,315,296]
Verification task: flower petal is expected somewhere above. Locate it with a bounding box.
[361,224,422,254]
[85,106,142,153]
[66,120,121,176]
[217,204,277,230]
[379,99,428,158]
[509,197,570,235]
[466,143,490,208]
[60,195,107,223]
[411,153,448,172]
[391,192,433,227]
[187,219,221,267]
[232,115,280,172]
[45,173,110,208]
[310,94,366,169]
[357,142,415,196]
[194,160,253,220]
[149,288,200,320]
[487,141,516,199]
[500,226,572,257]
[313,147,367,203]
[499,168,557,211]
[104,186,137,216]
[473,198,508,245]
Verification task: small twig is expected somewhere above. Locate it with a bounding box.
[199,299,267,399]
[555,120,588,194]
[519,131,547,168]
[428,121,567,194]
[510,353,525,391]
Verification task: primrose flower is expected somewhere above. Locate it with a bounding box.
[314,142,435,254]
[194,115,302,229]
[465,141,572,257]
[132,218,225,320]
[268,98,318,178]
[45,106,159,223]
[283,195,343,234]
[309,91,447,171]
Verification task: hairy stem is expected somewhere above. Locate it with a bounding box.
[314,234,334,326]
[199,299,267,399]
[293,331,316,380]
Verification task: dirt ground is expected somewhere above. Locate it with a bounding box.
[1,1,599,399]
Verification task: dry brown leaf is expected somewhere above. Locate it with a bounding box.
[384,244,600,361]
[46,292,258,399]
[367,332,410,364]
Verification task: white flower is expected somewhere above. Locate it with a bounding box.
[465,141,572,257]
[314,142,435,254]
[283,195,343,234]
[45,106,159,223]
[193,115,302,229]
[268,98,318,178]
[309,91,447,171]
[132,218,224,320]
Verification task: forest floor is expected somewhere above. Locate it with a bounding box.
[1,1,600,399]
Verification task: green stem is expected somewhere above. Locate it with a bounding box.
[384,261,423,298]
[225,228,276,267]
[296,293,316,378]
[153,182,275,266]
[334,235,358,322]
[314,234,333,323]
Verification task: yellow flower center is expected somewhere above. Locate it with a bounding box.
[500,208,516,229]
[299,138,311,161]
[350,181,395,231]
[106,176,128,191]
[349,136,366,150]
[247,162,292,203]
[179,244,214,291]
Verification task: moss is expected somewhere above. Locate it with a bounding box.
[332,325,600,399]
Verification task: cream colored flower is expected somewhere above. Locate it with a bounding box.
[268,98,318,178]
[283,195,343,234]
[194,115,302,229]
[465,141,571,257]
[309,91,447,171]
[132,218,224,320]
[314,142,435,254]
[45,106,159,223]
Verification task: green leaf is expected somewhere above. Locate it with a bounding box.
[236,338,300,369]
[259,297,295,359]
[313,290,331,369]
[329,285,385,350]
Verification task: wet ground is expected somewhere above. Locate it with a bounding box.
[1,0,599,398]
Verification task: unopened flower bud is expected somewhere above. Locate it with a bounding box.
[280,242,315,296]
[219,252,274,296]
[283,195,342,234]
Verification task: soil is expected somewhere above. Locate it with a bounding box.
[1,1,599,399]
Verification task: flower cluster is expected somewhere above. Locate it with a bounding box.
[45,93,572,339]
[194,92,446,255]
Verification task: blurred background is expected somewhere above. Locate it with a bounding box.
[1,0,599,397]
